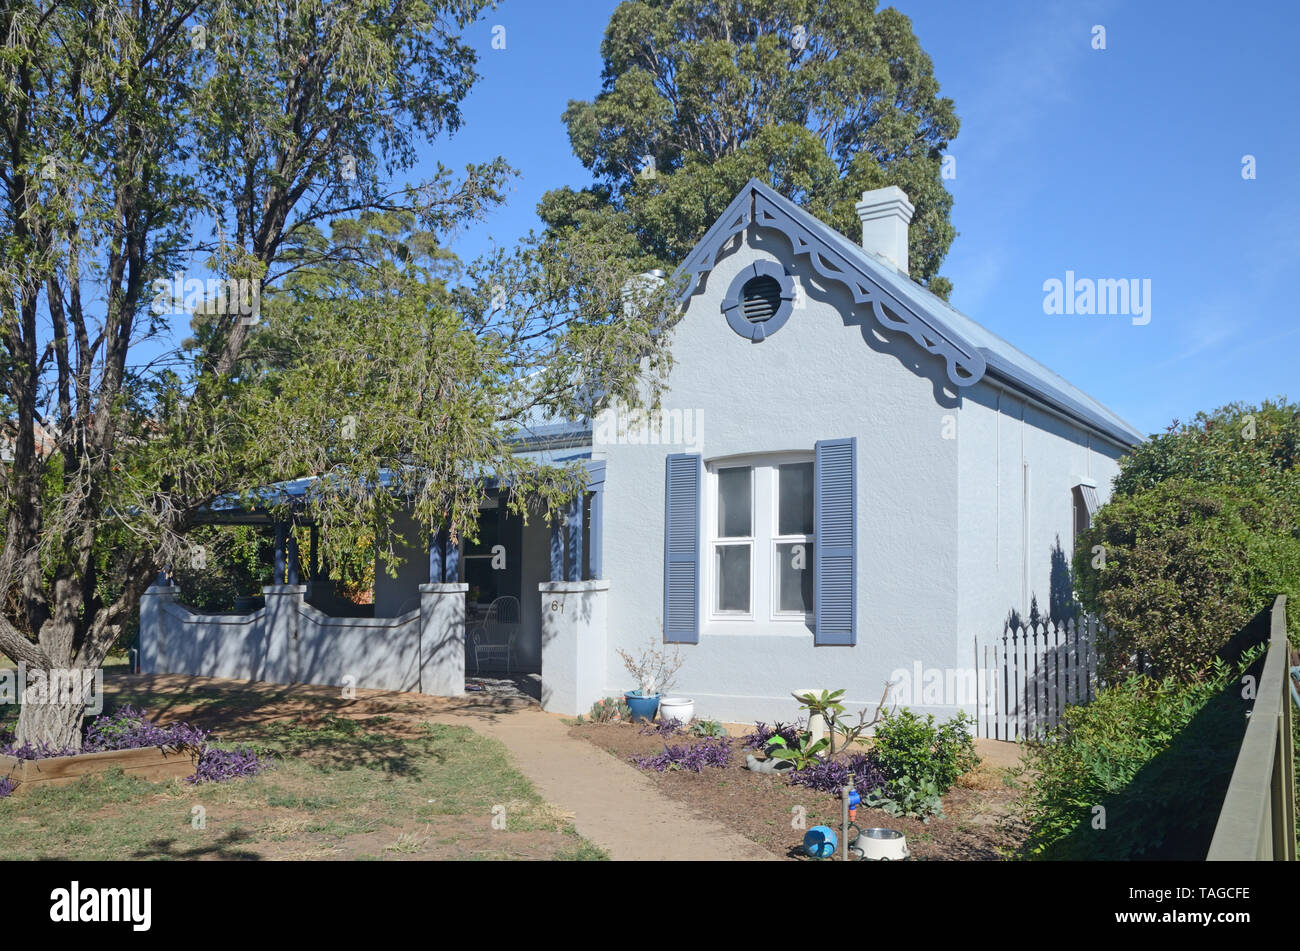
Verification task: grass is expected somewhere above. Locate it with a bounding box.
[1,695,606,861]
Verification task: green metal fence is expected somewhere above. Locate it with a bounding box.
[1207,595,1297,861]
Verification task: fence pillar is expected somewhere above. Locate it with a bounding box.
[137,582,179,674]
[262,584,306,683]
[539,579,609,715]
[419,582,466,697]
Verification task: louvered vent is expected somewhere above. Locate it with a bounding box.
[740,275,782,323]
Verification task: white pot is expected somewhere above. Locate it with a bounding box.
[658,697,694,724]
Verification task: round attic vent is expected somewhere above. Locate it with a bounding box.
[739,275,782,323]
[721,261,795,341]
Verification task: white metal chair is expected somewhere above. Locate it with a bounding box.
[470,595,520,674]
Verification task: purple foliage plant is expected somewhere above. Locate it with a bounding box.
[0,705,271,786]
[639,717,685,737]
[632,736,733,773]
[742,720,804,752]
[787,751,888,796]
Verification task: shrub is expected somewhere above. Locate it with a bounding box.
[1073,480,1300,682]
[631,737,732,773]
[0,775,14,799]
[1113,399,1300,497]
[1017,651,1259,860]
[870,709,978,796]
[864,775,944,821]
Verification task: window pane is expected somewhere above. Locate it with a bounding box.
[775,542,814,613]
[717,467,752,537]
[715,544,751,612]
[778,462,814,536]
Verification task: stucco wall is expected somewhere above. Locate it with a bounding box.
[140,583,465,695]
[373,509,429,618]
[599,226,963,724]
[955,382,1125,646]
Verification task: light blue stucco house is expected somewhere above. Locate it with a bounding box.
[140,179,1143,725]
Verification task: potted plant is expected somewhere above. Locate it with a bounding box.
[618,638,686,723]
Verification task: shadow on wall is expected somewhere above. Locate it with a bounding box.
[747,227,962,410]
[1005,536,1080,632]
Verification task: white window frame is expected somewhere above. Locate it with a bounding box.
[704,452,815,631]
[708,462,755,620]
[769,460,815,623]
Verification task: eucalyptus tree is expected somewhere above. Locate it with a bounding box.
[0,0,675,746]
[541,0,962,297]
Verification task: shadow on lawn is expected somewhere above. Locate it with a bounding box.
[253,715,442,775]
[129,829,263,861]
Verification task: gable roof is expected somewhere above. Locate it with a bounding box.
[674,179,1144,449]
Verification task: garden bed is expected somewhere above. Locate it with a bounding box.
[0,745,198,796]
[569,720,1027,860]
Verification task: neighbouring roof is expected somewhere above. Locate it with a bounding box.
[197,434,595,524]
[674,178,1145,449]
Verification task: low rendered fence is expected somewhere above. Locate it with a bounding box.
[1207,594,1297,861]
[137,581,467,696]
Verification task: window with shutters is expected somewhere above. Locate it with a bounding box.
[705,454,814,627]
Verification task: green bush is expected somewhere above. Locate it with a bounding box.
[171,525,272,612]
[1073,480,1300,682]
[1113,399,1299,497]
[1017,650,1261,860]
[870,709,978,796]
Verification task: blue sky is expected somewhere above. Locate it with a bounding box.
[413,0,1299,439]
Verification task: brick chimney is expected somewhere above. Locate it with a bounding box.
[855,186,915,274]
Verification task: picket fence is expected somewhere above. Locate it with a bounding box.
[972,615,1106,740]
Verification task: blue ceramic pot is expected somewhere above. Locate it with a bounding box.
[624,690,660,723]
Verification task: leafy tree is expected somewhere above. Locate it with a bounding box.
[541,0,961,297]
[0,0,675,747]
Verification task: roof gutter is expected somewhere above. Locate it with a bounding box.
[981,370,1143,453]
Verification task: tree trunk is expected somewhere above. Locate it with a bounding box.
[15,688,87,751]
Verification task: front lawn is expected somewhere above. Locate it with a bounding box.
[0,675,604,861]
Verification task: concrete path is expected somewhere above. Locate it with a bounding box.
[435,707,777,861]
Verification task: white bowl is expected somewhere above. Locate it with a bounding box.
[854,827,909,861]
[657,697,694,724]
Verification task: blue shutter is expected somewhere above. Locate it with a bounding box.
[663,453,702,643]
[814,438,857,645]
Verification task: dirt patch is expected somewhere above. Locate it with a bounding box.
[570,721,1027,860]
[98,671,536,743]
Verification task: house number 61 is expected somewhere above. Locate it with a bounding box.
[550,599,563,613]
